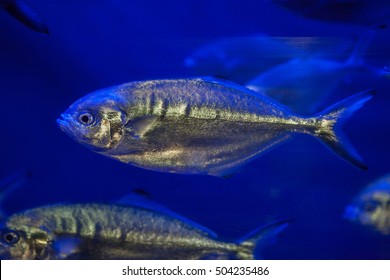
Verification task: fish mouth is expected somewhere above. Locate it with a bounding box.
[57,114,95,145]
[57,114,73,135]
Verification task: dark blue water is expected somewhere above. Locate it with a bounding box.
[1,0,389,259]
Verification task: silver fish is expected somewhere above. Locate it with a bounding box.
[272,0,390,28]
[0,0,48,34]
[344,174,390,235]
[57,77,373,176]
[0,201,289,259]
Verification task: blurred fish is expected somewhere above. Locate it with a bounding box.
[273,0,390,28]
[344,174,390,235]
[246,32,386,115]
[184,36,355,83]
[57,77,373,176]
[0,171,30,221]
[0,0,49,34]
[0,199,289,259]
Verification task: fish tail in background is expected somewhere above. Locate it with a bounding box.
[345,30,376,66]
[1,0,49,34]
[235,220,289,260]
[312,90,375,170]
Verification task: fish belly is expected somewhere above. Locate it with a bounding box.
[117,117,290,176]
[70,239,233,260]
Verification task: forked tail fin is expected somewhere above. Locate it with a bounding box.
[235,220,289,260]
[313,90,375,170]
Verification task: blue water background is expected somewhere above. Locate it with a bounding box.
[0,0,389,259]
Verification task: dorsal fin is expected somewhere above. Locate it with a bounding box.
[200,76,265,98]
[116,190,218,238]
[201,76,248,88]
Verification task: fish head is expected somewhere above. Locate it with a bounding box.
[344,176,390,235]
[57,89,127,152]
[0,227,35,259]
[0,228,25,259]
[0,225,54,259]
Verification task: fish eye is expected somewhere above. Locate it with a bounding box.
[3,230,20,245]
[363,200,380,212]
[78,112,94,126]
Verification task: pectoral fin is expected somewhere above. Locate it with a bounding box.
[52,237,81,259]
[125,116,159,138]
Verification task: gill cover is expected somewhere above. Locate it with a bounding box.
[79,110,125,151]
[28,226,55,260]
[105,111,126,148]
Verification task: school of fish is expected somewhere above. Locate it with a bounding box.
[1,0,389,260]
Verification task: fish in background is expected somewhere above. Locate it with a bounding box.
[0,0,48,34]
[344,174,390,235]
[57,77,373,176]
[0,171,30,221]
[272,0,390,28]
[184,35,355,83]
[0,191,289,259]
[246,31,387,115]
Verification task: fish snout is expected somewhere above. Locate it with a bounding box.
[56,114,73,134]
